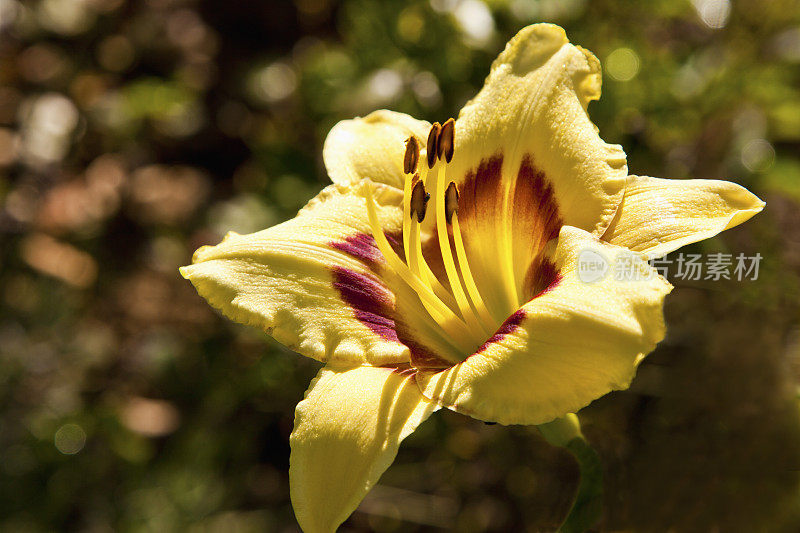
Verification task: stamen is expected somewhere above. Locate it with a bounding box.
[444,180,495,329]
[408,178,444,291]
[426,122,441,169]
[410,179,430,223]
[438,118,455,163]
[401,172,414,264]
[403,173,458,307]
[409,216,437,302]
[434,148,488,337]
[362,182,475,347]
[450,208,497,329]
[444,181,458,225]
[403,137,419,175]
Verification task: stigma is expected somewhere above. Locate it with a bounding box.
[363,119,497,354]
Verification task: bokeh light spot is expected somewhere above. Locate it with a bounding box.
[606,48,640,82]
[454,0,495,46]
[121,397,180,438]
[412,71,442,108]
[741,139,775,172]
[368,69,403,103]
[249,62,297,104]
[770,27,800,62]
[397,6,425,43]
[38,0,95,36]
[54,423,86,455]
[20,93,79,166]
[692,0,731,30]
[21,233,98,288]
[0,0,20,32]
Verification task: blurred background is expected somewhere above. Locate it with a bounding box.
[1,0,800,531]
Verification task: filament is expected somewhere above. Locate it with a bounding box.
[362,183,474,347]
[450,212,497,329]
[434,164,488,336]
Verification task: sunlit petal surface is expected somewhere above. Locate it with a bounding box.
[290,366,437,533]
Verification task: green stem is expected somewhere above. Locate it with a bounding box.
[538,415,603,533]
[559,436,603,533]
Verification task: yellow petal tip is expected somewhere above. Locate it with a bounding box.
[725,186,766,230]
[496,23,569,75]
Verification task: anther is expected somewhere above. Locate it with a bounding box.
[404,137,419,174]
[426,122,441,169]
[410,178,430,222]
[444,181,459,224]
[438,118,455,163]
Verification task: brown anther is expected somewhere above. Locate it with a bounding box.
[403,136,419,174]
[410,178,430,222]
[438,118,455,163]
[444,181,459,224]
[426,122,441,169]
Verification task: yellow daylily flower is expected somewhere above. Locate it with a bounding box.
[181,23,764,532]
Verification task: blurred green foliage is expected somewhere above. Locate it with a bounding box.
[1,0,800,531]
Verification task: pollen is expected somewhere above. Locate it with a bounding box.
[426,122,440,169]
[363,119,498,354]
[410,178,429,222]
[404,136,419,175]
[444,181,458,224]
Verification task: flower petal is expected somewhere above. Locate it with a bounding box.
[442,23,627,236]
[415,226,673,426]
[181,183,412,366]
[182,182,471,367]
[323,110,432,190]
[290,365,438,533]
[601,175,766,258]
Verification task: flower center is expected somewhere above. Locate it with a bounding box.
[363,119,500,354]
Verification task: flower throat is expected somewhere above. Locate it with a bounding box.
[363,119,502,354]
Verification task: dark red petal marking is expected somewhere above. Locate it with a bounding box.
[474,308,528,355]
[468,270,562,359]
[458,154,505,236]
[331,266,399,342]
[404,335,451,370]
[516,155,562,243]
[533,270,563,299]
[330,232,403,267]
[331,231,454,368]
[330,233,383,265]
[455,154,506,317]
[458,152,563,305]
[514,156,563,299]
[523,256,561,302]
